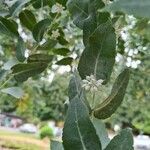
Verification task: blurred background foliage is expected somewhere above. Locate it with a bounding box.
[0,0,149,134]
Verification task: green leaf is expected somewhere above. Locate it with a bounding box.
[32,19,51,42]
[92,117,110,149]
[19,9,37,31]
[10,0,30,17]
[56,57,73,66]
[48,28,68,45]
[78,21,116,82]
[16,37,26,62]
[52,48,70,56]
[82,0,109,46]
[36,39,57,50]
[51,140,64,150]
[31,0,55,9]
[68,72,91,112]
[0,70,6,81]
[69,0,114,83]
[63,95,102,150]
[27,54,53,63]
[68,0,113,83]
[105,128,134,150]
[0,17,19,37]
[68,73,83,100]
[57,36,69,46]
[94,69,130,119]
[57,0,67,7]
[0,10,9,17]
[67,0,89,29]
[1,87,24,99]
[67,0,106,29]
[103,0,150,19]
[11,62,48,82]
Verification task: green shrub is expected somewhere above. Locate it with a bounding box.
[38,121,48,129]
[39,125,54,139]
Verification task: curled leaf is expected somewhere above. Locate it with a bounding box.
[94,69,130,119]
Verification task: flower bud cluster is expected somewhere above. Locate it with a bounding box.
[51,29,60,39]
[82,75,104,92]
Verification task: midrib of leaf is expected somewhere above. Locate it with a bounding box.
[93,28,108,77]
[89,20,111,39]
[73,3,88,17]
[0,21,10,33]
[37,22,50,42]
[11,0,30,17]
[75,102,86,150]
[18,38,25,58]
[74,77,82,97]
[37,27,43,42]
[23,11,34,27]
[95,72,128,110]
[41,0,44,8]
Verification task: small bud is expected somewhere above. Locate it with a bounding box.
[51,3,65,14]
[90,86,98,92]
[85,85,90,91]
[97,79,104,86]
[51,29,60,40]
[82,79,89,84]
[82,74,104,92]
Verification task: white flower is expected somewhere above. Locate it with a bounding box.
[64,99,70,105]
[82,75,104,92]
[96,79,104,86]
[51,3,65,14]
[51,29,60,39]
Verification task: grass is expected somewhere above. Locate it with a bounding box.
[0,140,41,150]
[0,130,36,138]
[0,129,49,150]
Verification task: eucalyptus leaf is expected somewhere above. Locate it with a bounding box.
[103,0,150,19]
[68,72,91,112]
[67,0,106,29]
[0,10,9,17]
[19,9,37,31]
[78,21,116,82]
[1,87,24,99]
[0,70,7,81]
[16,37,26,62]
[68,73,83,100]
[27,54,53,63]
[36,39,57,50]
[31,0,55,9]
[94,69,130,119]
[57,36,69,46]
[11,62,48,82]
[105,128,134,150]
[63,95,102,150]
[92,117,110,149]
[32,19,51,42]
[52,48,70,56]
[57,0,67,7]
[82,0,109,46]
[51,140,64,150]
[56,57,73,66]
[0,17,19,37]
[67,0,89,29]
[10,0,30,17]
